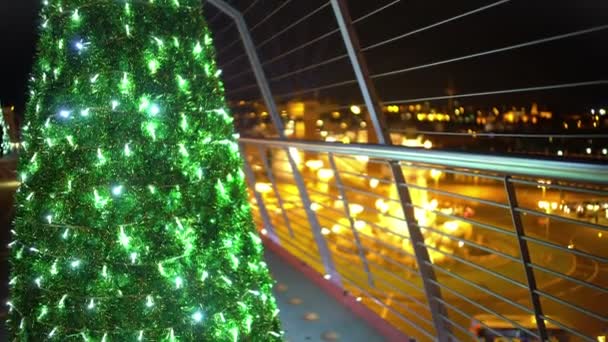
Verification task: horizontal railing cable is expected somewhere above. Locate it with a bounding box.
[217,0,292,57]
[225,0,512,91]
[529,263,608,294]
[420,243,528,290]
[249,0,294,32]
[396,181,510,210]
[428,278,538,338]
[331,258,437,340]
[372,24,608,80]
[272,79,359,99]
[508,178,608,197]
[362,0,511,52]
[222,0,404,83]
[227,4,608,99]
[393,129,608,140]
[515,206,608,232]
[368,272,430,310]
[535,289,608,322]
[442,316,478,340]
[397,163,506,182]
[383,80,608,105]
[414,223,520,263]
[540,316,596,342]
[407,202,517,237]
[523,235,608,264]
[434,297,507,339]
[221,1,332,70]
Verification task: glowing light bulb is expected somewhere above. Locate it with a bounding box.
[71,260,81,269]
[111,100,119,110]
[148,60,159,74]
[119,226,130,247]
[175,276,183,289]
[87,298,95,310]
[80,108,90,116]
[192,310,203,323]
[71,9,80,22]
[150,104,160,116]
[193,42,203,55]
[59,110,71,118]
[146,295,154,308]
[124,143,132,156]
[112,185,123,196]
[130,252,137,264]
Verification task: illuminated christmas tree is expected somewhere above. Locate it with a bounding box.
[8,1,282,340]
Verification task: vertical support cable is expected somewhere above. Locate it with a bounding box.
[206,0,341,285]
[504,176,549,341]
[330,0,450,339]
[239,143,279,244]
[258,145,296,238]
[328,153,375,287]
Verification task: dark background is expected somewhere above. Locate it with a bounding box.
[2,0,607,115]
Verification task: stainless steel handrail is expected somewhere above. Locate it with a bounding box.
[240,137,608,185]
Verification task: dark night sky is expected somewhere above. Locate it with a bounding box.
[2,0,607,114]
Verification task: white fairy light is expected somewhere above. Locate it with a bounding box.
[149,104,160,116]
[192,310,203,323]
[146,295,154,308]
[112,185,123,196]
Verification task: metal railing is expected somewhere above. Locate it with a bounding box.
[239,137,608,341]
[204,1,608,340]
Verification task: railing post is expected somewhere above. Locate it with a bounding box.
[206,0,341,284]
[328,153,375,287]
[330,0,450,339]
[258,145,295,238]
[239,143,279,244]
[504,176,549,341]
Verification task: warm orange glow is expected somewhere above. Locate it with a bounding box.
[317,168,334,181]
[349,204,364,216]
[254,182,272,194]
[305,159,324,170]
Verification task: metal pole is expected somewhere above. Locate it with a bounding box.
[504,176,549,341]
[258,145,295,238]
[330,0,450,339]
[239,143,279,244]
[206,0,341,284]
[328,153,375,287]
